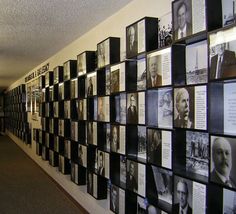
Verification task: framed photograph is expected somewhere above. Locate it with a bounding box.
[86,72,97,97]
[186,131,209,177]
[223,188,236,213]
[209,27,236,80]
[173,0,206,41]
[126,23,138,58]
[63,61,70,81]
[158,87,173,129]
[97,39,110,68]
[210,135,236,189]
[110,68,120,94]
[137,58,146,91]
[222,0,236,27]
[158,12,172,48]
[147,47,172,88]
[77,52,86,76]
[174,87,194,129]
[127,93,138,124]
[186,40,208,85]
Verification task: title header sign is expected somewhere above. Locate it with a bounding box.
[25,63,50,82]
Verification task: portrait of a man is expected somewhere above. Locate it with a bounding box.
[127,161,138,193]
[110,185,119,213]
[174,1,192,40]
[174,88,193,129]
[127,93,138,124]
[111,125,119,153]
[210,43,236,79]
[173,179,192,214]
[126,24,138,58]
[147,55,162,88]
[148,129,162,166]
[97,151,105,176]
[87,77,93,96]
[97,97,105,121]
[211,137,236,188]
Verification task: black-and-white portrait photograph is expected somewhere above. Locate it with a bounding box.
[222,0,236,27]
[111,125,119,153]
[120,93,126,124]
[147,54,162,88]
[115,95,120,123]
[173,0,192,40]
[137,196,147,214]
[87,122,93,145]
[58,83,64,100]
[70,79,77,99]
[147,129,161,166]
[120,155,126,187]
[186,40,208,85]
[77,99,84,120]
[127,93,138,124]
[105,124,111,151]
[78,144,84,166]
[87,72,97,97]
[158,88,173,129]
[53,67,59,84]
[58,119,64,137]
[110,185,119,213]
[105,67,110,95]
[174,87,194,129]
[126,24,138,58]
[64,101,70,119]
[158,12,172,48]
[223,188,236,214]
[111,69,119,94]
[97,150,105,176]
[186,131,209,177]
[71,121,78,141]
[211,136,236,188]
[151,166,173,205]
[174,176,193,214]
[137,58,146,91]
[97,42,105,68]
[146,204,161,214]
[63,61,70,81]
[97,96,105,122]
[209,39,236,80]
[77,52,86,76]
[87,172,93,195]
[146,90,158,126]
[138,126,146,161]
[127,160,138,193]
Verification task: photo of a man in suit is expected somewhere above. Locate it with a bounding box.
[97,151,105,176]
[148,129,162,165]
[173,180,192,214]
[127,94,138,124]
[210,43,236,79]
[111,125,119,153]
[127,161,138,193]
[97,97,105,121]
[174,88,193,129]
[174,1,192,40]
[127,25,138,58]
[147,55,162,88]
[110,185,119,213]
[87,77,93,96]
[211,137,236,188]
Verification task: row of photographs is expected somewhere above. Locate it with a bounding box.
[41,82,236,136]
[45,31,236,101]
[38,132,236,214]
[39,124,236,193]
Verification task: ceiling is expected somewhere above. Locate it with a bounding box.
[0,0,133,93]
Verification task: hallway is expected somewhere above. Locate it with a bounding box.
[0,135,86,214]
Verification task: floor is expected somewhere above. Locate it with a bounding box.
[0,135,87,214]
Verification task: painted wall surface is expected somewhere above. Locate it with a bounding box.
[7,0,172,213]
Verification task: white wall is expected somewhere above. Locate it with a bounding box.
[7,0,172,213]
